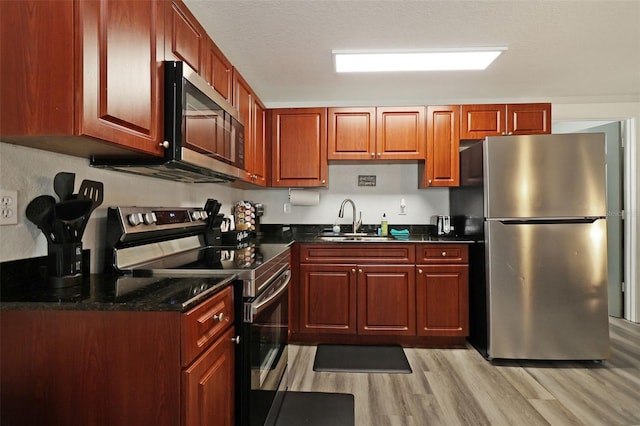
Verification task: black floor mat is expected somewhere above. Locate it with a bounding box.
[313,344,412,373]
[275,391,354,426]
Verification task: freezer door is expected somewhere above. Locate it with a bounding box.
[484,134,606,218]
[486,218,609,360]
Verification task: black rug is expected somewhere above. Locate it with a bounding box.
[275,391,355,426]
[313,344,412,374]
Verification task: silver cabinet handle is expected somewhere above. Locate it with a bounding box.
[418,269,423,274]
[213,312,226,322]
[351,268,356,273]
[159,141,170,149]
[442,252,447,256]
[231,336,241,344]
[370,152,375,157]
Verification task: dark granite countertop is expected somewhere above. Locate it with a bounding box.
[2,225,476,311]
[259,224,477,244]
[1,254,236,312]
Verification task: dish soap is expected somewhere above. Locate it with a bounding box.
[381,213,388,236]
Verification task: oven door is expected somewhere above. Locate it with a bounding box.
[238,268,290,426]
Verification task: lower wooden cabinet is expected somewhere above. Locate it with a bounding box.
[0,286,236,426]
[294,243,468,345]
[416,265,469,336]
[357,265,416,336]
[299,263,415,336]
[183,327,235,426]
[299,263,357,334]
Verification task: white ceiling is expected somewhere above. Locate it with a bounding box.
[183,0,640,108]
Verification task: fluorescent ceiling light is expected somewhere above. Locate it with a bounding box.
[333,48,507,72]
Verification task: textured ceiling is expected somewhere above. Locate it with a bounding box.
[183,0,640,108]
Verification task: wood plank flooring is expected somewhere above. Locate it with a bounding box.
[287,317,640,425]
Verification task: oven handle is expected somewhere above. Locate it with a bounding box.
[247,268,290,322]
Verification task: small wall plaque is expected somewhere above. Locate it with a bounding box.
[358,175,376,187]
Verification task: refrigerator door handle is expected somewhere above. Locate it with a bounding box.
[497,218,601,225]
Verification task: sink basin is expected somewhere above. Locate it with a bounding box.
[316,234,396,242]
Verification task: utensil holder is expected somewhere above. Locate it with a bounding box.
[47,242,83,288]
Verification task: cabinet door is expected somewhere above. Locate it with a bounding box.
[507,103,552,135]
[328,107,376,160]
[271,108,328,187]
[249,100,268,186]
[166,0,204,74]
[0,0,75,136]
[357,265,416,336]
[460,104,505,140]
[421,105,460,187]
[203,38,233,103]
[80,0,164,156]
[416,265,469,337]
[376,107,426,160]
[183,327,235,426]
[299,264,357,335]
[234,69,253,171]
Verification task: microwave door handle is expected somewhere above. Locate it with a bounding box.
[250,270,291,319]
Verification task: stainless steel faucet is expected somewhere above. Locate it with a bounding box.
[338,198,362,234]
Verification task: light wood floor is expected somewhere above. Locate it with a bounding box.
[288,317,640,425]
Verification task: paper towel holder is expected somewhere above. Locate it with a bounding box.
[288,188,320,206]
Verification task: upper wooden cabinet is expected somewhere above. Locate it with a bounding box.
[328,107,426,160]
[419,105,460,188]
[234,69,267,186]
[271,108,328,187]
[0,0,165,157]
[461,103,551,139]
[203,38,233,103]
[166,0,205,74]
[327,107,375,160]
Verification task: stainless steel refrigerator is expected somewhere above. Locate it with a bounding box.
[451,134,610,360]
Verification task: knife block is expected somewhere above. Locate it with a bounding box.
[47,242,83,288]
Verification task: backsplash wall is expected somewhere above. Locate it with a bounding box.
[0,142,241,271]
[246,163,449,228]
[1,144,450,271]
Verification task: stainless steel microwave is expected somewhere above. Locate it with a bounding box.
[92,61,244,183]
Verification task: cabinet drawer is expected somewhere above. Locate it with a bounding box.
[181,285,234,367]
[299,244,415,264]
[416,244,468,264]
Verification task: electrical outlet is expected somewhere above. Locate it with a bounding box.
[0,189,18,225]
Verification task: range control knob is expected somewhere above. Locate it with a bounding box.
[127,213,144,226]
[200,211,209,221]
[143,212,157,225]
[191,211,202,220]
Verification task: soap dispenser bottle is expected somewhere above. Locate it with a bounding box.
[381,213,388,236]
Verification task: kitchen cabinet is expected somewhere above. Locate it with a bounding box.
[293,243,470,345]
[166,0,206,75]
[357,264,416,336]
[460,103,552,139]
[234,69,268,186]
[296,244,415,339]
[419,105,461,187]
[416,244,469,337]
[0,286,236,426]
[327,107,426,160]
[0,0,165,157]
[203,38,233,103]
[299,263,358,335]
[182,286,236,426]
[271,108,328,187]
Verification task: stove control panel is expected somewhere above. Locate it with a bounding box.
[112,207,210,235]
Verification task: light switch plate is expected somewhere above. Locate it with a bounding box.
[0,189,18,225]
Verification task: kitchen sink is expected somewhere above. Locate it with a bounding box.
[315,234,396,242]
